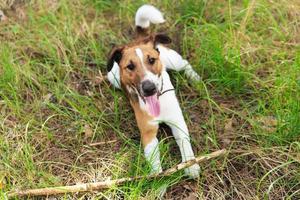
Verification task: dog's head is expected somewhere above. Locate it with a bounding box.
[107,34,171,101]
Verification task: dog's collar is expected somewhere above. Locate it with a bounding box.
[158,76,175,97]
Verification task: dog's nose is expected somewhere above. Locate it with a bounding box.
[141,80,157,96]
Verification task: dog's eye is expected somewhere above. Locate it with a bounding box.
[148,56,156,65]
[127,63,135,71]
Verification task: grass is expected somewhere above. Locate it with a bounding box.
[0,0,299,199]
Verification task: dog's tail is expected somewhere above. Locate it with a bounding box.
[135,5,165,38]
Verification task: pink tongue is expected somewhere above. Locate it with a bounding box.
[145,94,160,117]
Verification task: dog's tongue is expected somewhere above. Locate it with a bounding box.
[145,94,160,117]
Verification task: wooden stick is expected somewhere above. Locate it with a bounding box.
[8,149,226,198]
[89,140,118,147]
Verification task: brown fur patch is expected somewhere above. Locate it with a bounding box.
[130,100,158,147]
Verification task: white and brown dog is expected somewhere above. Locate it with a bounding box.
[107,5,200,178]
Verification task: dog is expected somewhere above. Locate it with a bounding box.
[107,5,201,178]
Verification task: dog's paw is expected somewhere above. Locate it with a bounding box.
[191,72,201,82]
[184,67,201,82]
[184,163,200,179]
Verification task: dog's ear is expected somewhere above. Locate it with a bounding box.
[154,34,172,45]
[107,47,123,71]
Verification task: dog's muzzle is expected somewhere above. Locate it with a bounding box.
[141,80,157,97]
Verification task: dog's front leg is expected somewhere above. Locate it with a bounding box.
[169,120,200,178]
[133,107,162,174]
[164,108,200,179]
[142,133,162,174]
[142,129,169,197]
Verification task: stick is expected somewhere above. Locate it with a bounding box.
[89,140,118,147]
[8,149,226,198]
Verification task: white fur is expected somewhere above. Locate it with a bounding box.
[144,137,162,174]
[135,48,145,68]
[107,62,121,89]
[135,5,165,28]
[157,45,201,81]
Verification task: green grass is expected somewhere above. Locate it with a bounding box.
[0,0,300,199]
